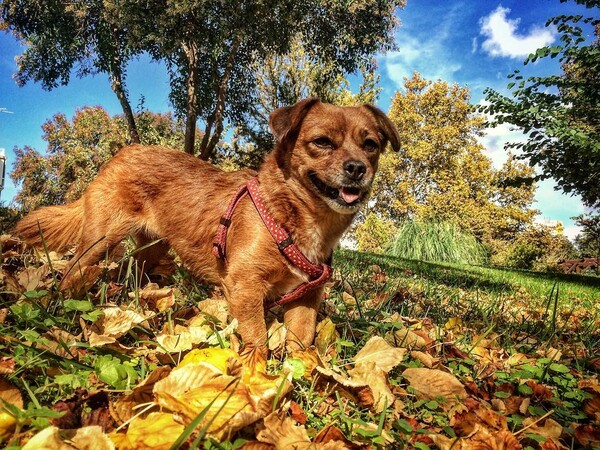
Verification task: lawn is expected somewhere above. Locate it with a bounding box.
[0,238,599,448]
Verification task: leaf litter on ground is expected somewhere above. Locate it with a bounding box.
[0,234,599,448]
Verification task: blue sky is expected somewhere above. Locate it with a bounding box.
[0,0,596,238]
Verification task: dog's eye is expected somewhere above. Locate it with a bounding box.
[313,137,335,149]
[364,139,379,152]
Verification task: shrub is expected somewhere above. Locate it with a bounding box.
[355,213,396,254]
[386,220,488,265]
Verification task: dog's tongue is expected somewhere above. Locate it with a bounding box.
[340,188,360,204]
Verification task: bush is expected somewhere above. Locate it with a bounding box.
[355,213,396,254]
[386,220,488,265]
[0,203,21,233]
[505,243,543,270]
[491,223,576,271]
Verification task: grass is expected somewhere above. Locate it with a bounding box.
[387,220,489,265]
[1,238,599,448]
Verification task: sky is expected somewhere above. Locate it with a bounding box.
[0,0,596,238]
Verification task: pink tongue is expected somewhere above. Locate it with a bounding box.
[340,188,360,204]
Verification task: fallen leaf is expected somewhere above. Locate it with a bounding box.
[353,336,406,373]
[410,350,439,368]
[394,328,428,349]
[88,307,150,347]
[110,366,171,424]
[153,348,291,440]
[402,368,467,407]
[315,318,338,356]
[574,424,600,447]
[348,362,394,413]
[0,376,23,409]
[267,319,286,352]
[109,412,183,449]
[289,401,307,425]
[257,411,346,449]
[521,417,562,441]
[22,425,114,450]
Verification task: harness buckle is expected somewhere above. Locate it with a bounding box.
[277,235,293,250]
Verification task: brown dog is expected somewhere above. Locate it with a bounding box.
[16,99,399,351]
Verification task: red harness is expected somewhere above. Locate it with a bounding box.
[213,177,333,310]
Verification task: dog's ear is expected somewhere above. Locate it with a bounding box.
[269,98,320,144]
[362,104,401,152]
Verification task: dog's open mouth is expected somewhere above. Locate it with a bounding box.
[308,172,362,207]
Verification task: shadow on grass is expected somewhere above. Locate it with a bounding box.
[336,249,600,296]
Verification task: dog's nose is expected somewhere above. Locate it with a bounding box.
[343,160,366,181]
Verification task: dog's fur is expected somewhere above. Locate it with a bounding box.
[16,99,399,351]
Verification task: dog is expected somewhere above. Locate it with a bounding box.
[15,98,400,352]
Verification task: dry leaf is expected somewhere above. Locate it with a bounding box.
[315,318,338,356]
[394,328,428,349]
[521,417,562,441]
[267,319,286,352]
[129,284,175,312]
[22,425,114,450]
[410,350,439,368]
[109,412,183,450]
[402,368,467,407]
[353,336,406,373]
[0,377,23,409]
[257,411,345,449]
[348,362,394,413]
[153,348,291,440]
[88,307,150,347]
[110,366,171,424]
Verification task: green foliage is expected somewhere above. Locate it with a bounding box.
[355,212,396,254]
[0,0,142,143]
[573,212,600,258]
[505,243,544,270]
[10,106,187,210]
[480,1,600,208]
[0,203,21,233]
[492,223,576,271]
[386,220,489,265]
[97,0,404,157]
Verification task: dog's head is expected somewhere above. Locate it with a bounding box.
[269,98,400,214]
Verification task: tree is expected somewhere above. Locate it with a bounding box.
[363,73,538,247]
[0,0,142,143]
[480,0,600,208]
[573,212,600,259]
[127,0,403,157]
[10,106,188,211]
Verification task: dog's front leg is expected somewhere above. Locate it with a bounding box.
[223,275,269,351]
[283,287,323,352]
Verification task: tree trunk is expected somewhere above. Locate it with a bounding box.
[184,41,199,155]
[111,75,140,144]
[198,36,241,160]
[108,36,140,144]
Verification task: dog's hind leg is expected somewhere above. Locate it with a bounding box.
[133,233,172,282]
[60,218,133,292]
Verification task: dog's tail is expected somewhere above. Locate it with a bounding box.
[15,199,84,251]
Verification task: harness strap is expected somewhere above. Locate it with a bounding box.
[213,177,333,309]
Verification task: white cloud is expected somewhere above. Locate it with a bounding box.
[479,6,555,59]
[476,100,585,239]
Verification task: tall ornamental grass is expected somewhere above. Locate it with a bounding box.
[387,220,488,265]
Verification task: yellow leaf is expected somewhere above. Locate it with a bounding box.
[178,347,239,373]
[110,412,183,450]
[22,425,114,450]
[353,336,406,373]
[402,368,467,407]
